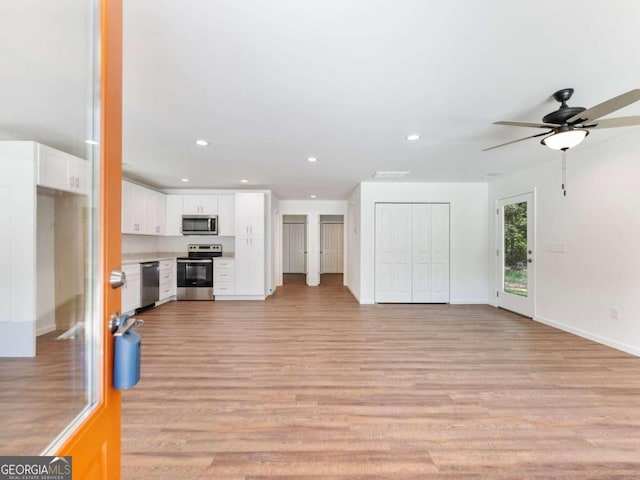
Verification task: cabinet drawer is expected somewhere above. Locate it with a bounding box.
[122,263,140,277]
[160,260,173,270]
[159,285,173,300]
[214,259,234,269]
[214,269,234,282]
[159,270,173,284]
[214,282,235,295]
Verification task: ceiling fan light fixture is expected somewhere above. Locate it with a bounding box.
[541,128,589,150]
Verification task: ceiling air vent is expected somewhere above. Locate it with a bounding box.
[372,171,410,179]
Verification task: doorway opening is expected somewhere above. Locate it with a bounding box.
[282,215,307,285]
[320,215,344,286]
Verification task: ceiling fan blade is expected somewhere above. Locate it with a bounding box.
[568,89,640,123]
[584,115,640,129]
[482,131,551,151]
[494,121,557,129]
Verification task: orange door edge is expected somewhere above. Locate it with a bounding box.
[56,0,123,478]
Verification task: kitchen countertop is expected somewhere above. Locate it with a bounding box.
[122,251,234,264]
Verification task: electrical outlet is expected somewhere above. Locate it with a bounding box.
[611,306,621,320]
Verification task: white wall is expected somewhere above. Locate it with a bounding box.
[488,130,640,356]
[0,142,36,357]
[346,185,362,301]
[359,182,489,304]
[278,200,348,286]
[269,193,279,295]
[37,193,56,335]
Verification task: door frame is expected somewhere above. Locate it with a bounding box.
[495,189,536,318]
[52,0,123,477]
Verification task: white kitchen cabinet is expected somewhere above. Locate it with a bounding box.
[235,193,264,236]
[213,258,235,295]
[217,195,235,236]
[121,180,166,235]
[121,263,141,314]
[147,189,166,235]
[182,195,218,215]
[165,195,183,236]
[36,143,89,194]
[122,181,147,234]
[158,259,176,302]
[235,237,265,296]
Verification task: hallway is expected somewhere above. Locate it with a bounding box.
[121,284,640,479]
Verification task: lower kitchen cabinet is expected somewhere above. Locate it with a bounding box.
[121,263,141,314]
[158,259,176,302]
[213,258,235,295]
[235,236,265,297]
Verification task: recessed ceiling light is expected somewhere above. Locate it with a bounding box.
[181,178,190,182]
[195,139,209,146]
[85,139,98,145]
[310,195,317,199]
[307,157,318,162]
[240,179,248,183]
[406,134,421,141]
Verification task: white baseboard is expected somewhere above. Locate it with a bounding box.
[450,299,490,305]
[534,315,640,357]
[359,297,375,305]
[215,295,266,301]
[36,324,56,336]
[345,284,360,303]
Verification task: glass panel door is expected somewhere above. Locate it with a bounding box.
[498,192,535,317]
[0,0,101,455]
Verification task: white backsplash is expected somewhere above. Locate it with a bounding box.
[158,235,235,254]
[122,234,235,255]
[122,234,160,254]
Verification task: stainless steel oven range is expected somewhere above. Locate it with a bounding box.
[176,244,222,300]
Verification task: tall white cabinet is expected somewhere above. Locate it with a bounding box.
[375,203,449,303]
[234,193,265,297]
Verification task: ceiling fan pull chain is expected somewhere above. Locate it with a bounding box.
[562,149,567,197]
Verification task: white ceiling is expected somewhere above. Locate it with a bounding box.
[3,1,640,200]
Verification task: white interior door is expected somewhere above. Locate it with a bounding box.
[321,223,343,273]
[498,192,535,317]
[412,204,450,303]
[283,223,306,274]
[375,204,412,302]
[289,223,306,273]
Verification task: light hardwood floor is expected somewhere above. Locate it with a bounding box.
[0,330,87,455]
[122,283,640,479]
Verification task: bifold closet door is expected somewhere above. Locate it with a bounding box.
[412,203,450,302]
[375,203,450,303]
[374,204,412,302]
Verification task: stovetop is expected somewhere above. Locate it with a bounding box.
[184,243,222,258]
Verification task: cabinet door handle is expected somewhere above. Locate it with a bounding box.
[69,176,74,188]
[75,177,79,188]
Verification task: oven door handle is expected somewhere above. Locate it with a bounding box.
[177,259,212,264]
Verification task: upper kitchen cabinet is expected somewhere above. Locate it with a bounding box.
[183,195,218,215]
[217,195,235,236]
[122,180,166,235]
[36,143,88,195]
[147,189,166,235]
[165,195,183,236]
[235,192,264,236]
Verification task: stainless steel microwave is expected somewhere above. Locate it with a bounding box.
[181,215,218,235]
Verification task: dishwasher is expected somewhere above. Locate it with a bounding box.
[140,261,160,310]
